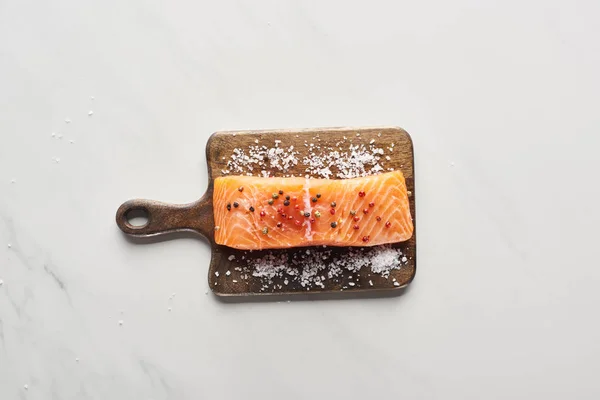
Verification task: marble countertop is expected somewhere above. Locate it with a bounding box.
[1,1,599,399]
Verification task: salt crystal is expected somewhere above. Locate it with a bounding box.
[24,384,28,390]
[65,118,71,123]
[215,271,219,277]
[168,307,172,312]
[401,256,408,262]
[88,110,93,116]
[90,96,95,100]
[233,279,238,283]
[75,358,79,362]
[0,279,3,286]
[70,140,74,144]
[118,320,123,326]
[348,282,356,286]
[369,139,375,144]
[51,132,56,137]
[228,255,235,261]
[369,280,373,286]
[225,270,231,276]
[254,139,258,144]
[58,134,63,139]
[7,244,11,248]
[393,282,400,286]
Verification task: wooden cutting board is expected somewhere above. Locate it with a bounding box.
[116,126,416,296]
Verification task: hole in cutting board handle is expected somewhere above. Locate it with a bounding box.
[125,208,149,228]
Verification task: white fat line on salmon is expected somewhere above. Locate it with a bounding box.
[302,179,313,240]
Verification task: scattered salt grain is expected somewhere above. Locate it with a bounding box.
[215,271,219,277]
[248,245,404,290]
[58,134,63,139]
[393,281,400,287]
[233,279,238,283]
[348,282,356,287]
[228,255,235,261]
[90,96,95,100]
[369,280,373,286]
[225,270,231,276]
[69,140,74,144]
[24,384,28,390]
[0,279,3,286]
[7,244,11,248]
[118,320,123,326]
[88,110,93,116]
[75,358,79,362]
[402,256,408,263]
[51,132,56,137]
[369,139,375,144]
[65,118,71,123]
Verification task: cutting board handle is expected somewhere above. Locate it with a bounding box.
[115,196,213,240]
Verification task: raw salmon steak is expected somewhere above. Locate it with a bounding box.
[213,171,413,250]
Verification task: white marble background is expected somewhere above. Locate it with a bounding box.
[1,0,599,399]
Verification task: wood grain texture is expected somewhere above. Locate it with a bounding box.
[116,126,416,296]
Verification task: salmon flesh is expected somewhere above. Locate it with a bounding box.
[213,171,413,250]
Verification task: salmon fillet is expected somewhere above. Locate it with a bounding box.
[213,171,413,250]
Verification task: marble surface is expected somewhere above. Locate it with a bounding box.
[1,1,600,399]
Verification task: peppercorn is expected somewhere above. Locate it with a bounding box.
[260,211,266,217]
[353,216,360,222]
[272,193,279,199]
[278,190,283,195]
[285,195,290,201]
[330,221,337,228]
[233,202,239,208]
[330,201,336,208]
[268,199,274,205]
[369,202,375,207]
[304,212,310,218]
[283,200,290,206]
[353,225,359,230]
[363,208,369,214]
[376,216,382,221]
[249,206,255,212]
[314,210,321,218]
[349,210,356,216]
[226,203,231,211]
[316,193,321,198]
[238,186,244,192]
[311,197,317,203]
[276,222,282,228]
[358,191,365,197]
[262,227,269,235]
[385,221,391,228]
[330,208,335,215]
